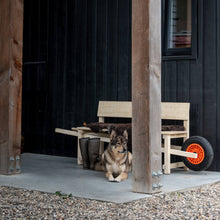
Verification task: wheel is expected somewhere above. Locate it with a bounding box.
[181,136,214,171]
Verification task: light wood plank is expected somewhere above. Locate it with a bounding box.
[163,162,185,169]
[77,130,84,165]
[55,128,79,136]
[97,101,132,118]
[162,133,188,139]
[98,116,105,155]
[161,102,190,120]
[161,131,188,135]
[164,136,171,174]
[162,148,197,158]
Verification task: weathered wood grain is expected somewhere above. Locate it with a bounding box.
[132,0,162,193]
[0,0,23,174]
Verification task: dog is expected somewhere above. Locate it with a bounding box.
[95,129,132,182]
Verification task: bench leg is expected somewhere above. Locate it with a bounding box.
[183,166,189,171]
[77,131,84,165]
[164,135,171,174]
[183,136,189,171]
[99,142,104,157]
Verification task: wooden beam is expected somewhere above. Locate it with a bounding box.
[132,0,162,193]
[0,0,23,174]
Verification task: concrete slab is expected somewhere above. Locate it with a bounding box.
[0,153,219,203]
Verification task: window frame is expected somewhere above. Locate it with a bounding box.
[162,0,197,60]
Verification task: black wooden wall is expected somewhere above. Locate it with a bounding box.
[22,0,131,156]
[162,0,220,171]
[23,0,220,171]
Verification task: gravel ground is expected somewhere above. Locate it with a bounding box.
[0,182,219,220]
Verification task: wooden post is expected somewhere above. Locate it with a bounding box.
[132,0,162,193]
[0,0,23,174]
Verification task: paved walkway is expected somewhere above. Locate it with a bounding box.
[0,153,219,203]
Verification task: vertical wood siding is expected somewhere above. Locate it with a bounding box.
[23,0,220,171]
[22,0,131,156]
[217,0,220,171]
[162,0,220,171]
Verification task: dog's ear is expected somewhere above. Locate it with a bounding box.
[110,129,117,141]
[123,129,128,140]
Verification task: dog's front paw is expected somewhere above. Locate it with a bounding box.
[108,176,115,182]
[115,173,128,182]
[106,172,115,182]
[114,176,122,182]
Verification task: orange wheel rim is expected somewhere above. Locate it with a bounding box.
[186,143,205,165]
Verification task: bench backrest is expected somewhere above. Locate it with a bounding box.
[161,102,190,138]
[97,101,190,137]
[161,102,190,120]
[98,101,189,119]
[97,101,132,120]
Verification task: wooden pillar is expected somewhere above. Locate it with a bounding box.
[0,0,23,174]
[132,0,162,193]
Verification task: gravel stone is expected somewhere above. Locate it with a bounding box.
[0,182,219,219]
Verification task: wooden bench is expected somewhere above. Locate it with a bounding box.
[55,101,197,174]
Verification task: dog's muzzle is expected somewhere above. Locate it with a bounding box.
[118,147,127,154]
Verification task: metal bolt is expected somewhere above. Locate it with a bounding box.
[158,183,163,188]
[153,171,163,178]
[15,155,20,172]
[152,172,158,177]
[9,157,15,173]
[10,157,14,161]
[157,171,163,176]
[16,165,20,172]
[152,184,158,190]
[152,183,163,190]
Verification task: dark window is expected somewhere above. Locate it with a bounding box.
[162,0,197,58]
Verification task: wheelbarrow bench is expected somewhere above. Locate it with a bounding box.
[55,101,196,174]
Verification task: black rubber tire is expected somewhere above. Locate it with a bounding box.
[182,136,214,171]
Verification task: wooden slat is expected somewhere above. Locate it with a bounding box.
[97,101,190,120]
[161,102,190,120]
[55,128,79,136]
[161,148,197,158]
[163,162,185,170]
[97,101,132,118]
[169,162,185,169]
[170,149,197,158]
[98,101,189,121]
[74,127,91,131]
[161,131,187,135]
[162,133,187,139]
[164,135,171,174]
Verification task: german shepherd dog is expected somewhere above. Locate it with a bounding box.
[95,129,132,182]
